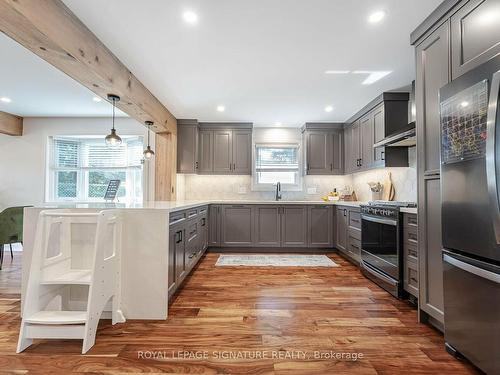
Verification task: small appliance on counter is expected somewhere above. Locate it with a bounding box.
[359,201,417,298]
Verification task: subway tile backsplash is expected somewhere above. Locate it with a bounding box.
[178,168,416,202]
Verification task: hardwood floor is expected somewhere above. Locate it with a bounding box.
[0,251,480,374]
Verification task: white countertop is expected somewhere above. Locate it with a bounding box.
[33,200,366,212]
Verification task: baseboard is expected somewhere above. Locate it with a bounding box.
[207,247,337,254]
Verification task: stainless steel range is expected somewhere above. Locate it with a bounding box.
[360,201,417,298]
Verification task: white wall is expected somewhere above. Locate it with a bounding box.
[0,117,152,211]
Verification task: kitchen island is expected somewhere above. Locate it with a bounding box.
[22,200,365,320]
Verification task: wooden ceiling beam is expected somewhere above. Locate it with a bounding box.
[0,0,176,134]
[0,111,23,136]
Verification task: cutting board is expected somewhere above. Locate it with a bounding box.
[382,172,395,201]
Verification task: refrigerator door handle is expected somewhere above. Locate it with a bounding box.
[444,254,500,284]
[486,70,500,244]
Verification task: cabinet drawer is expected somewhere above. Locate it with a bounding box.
[405,242,418,262]
[403,213,417,227]
[347,227,361,241]
[348,210,361,229]
[187,208,199,220]
[169,211,186,226]
[404,260,419,297]
[347,236,361,262]
[198,206,208,216]
[404,225,418,245]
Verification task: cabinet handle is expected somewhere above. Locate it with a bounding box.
[176,230,183,243]
[351,244,359,250]
[359,158,362,166]
[195,161,199,169]
[351,218,360,223]
[201,218,206,226]
[344,209,347,217]
[330,163,333,171]
[381,151,385,161]
[307,163,310,171]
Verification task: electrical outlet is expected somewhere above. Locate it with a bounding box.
[307,187,317,195]
[238,185,247,194]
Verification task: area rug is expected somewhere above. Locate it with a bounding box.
[215,254,338,267]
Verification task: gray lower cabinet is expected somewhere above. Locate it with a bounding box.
[221,205,254,246]
[254,205,281,247]
[451,0,500,79]
[403,213,419,298]
[209,205,221,247]
[168,206,208,299]
[335,207,348,251]
[420,177,444,323]
[415,20,450,328]
[308,206,333,247]
[335,206,361,265]
[281,206,308,247]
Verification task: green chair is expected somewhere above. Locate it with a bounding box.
[0,206,30,270]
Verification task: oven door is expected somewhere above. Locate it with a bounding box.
[361,214,399,280]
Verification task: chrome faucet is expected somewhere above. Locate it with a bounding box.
[275,182,282,201]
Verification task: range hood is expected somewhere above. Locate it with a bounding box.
[373,122,416,148]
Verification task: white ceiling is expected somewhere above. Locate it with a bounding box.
[63,0,442,127]
[0,32,126,117]
[2,1,443,125]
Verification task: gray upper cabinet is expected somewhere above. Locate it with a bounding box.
[177,121,199,173]
[351,120,361,172]
[221,205,254,246]
[308,206,333,247]
[213,130,233,173]
[360,113,374,170]
[344,93,409,174]
[303,124,344,175]
[451,0,500,79]
[254,206,281,247]
[416,21,450,175]
[372,104,385,166]
[177,122,253,175]
[232,130,252,174]
[281,206,308,247]
[306,131,331,174]
[198,130,214,173]
[343,125,353,174]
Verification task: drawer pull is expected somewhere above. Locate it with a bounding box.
[410,277,418,283]
[351,219,360,223]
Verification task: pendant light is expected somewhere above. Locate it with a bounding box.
[105,94,122,146]
[143,120,155,159]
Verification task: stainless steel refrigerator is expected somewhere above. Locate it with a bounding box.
[439,55,500,375]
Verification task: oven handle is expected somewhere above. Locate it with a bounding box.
[361,214,397,226]
[361,260,397,286]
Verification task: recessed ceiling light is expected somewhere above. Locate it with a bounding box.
[368,10,386,24]
[183,11,198,24]
[325,105,334,113]
[0,97,12,103]
[92,96,102,102]
[460,101,469,108]
[325,70,350,74]
[353,70,392,85]
[217,105,225,112]
[275,122,282,126]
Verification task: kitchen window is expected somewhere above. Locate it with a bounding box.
[253,144,302,191]
[47,136,144,202]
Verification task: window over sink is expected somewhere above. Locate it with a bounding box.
[253,144,302,191]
